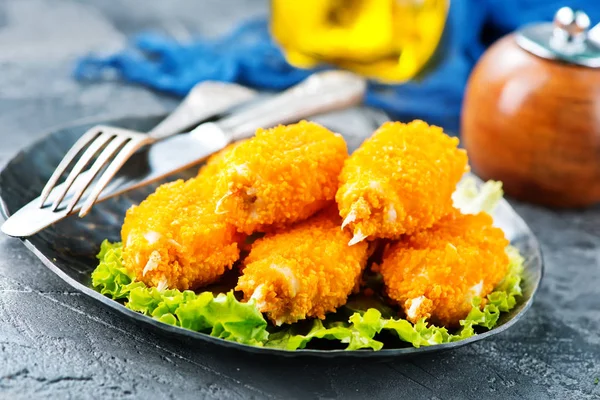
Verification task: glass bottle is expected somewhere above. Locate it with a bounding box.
[271,0,450,82]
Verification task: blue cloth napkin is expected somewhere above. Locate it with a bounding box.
[74,1,600,134]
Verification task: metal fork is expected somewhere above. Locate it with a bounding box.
[38,81,256,217]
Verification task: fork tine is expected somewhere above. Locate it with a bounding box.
[50,132,115,211]
[78,139,150,217]
[64,136,131,215]
[39,126,104,207]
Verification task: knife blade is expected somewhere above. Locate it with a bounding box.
[1,71,366,237]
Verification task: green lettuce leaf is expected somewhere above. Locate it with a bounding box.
[266,309,384,351]
[494,245,525,309]
[461,297,499,330]
[127,288,269,345]
[452,177,504,215]
[91,240,144,299]
[265,320,352,351]
[383,318,448,347]
[92,242,269,346]
[179,292,269,345]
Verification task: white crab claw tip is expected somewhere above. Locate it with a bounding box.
[157,277,168,291]
[341,210,357,230]
[214,191,232,214]
[348,230,367,246]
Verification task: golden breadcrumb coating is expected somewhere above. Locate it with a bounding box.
[196,141,246,183]
[336,120,469,244]
[213,121,348,234]
[236,207,369,325]
[380,210,509,327]
[121,146,242,291]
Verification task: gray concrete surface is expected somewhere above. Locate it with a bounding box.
[0,0,598,399]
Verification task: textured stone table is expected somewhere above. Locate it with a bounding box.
[0,1,598,399]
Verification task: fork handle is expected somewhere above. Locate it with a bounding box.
[217,71,367,142]
[147,82,257,140]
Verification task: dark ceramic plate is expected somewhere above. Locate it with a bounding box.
[0,108,543,359]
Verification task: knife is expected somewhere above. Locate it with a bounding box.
[1,71,366,237]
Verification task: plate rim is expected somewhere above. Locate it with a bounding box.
[0,113,545,358]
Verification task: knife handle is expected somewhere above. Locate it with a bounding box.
[216,71,367,142]
[147,81,257,140]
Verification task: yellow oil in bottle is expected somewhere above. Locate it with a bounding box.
[271,0,449,82]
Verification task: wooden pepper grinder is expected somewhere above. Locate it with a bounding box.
[462,7,600,208]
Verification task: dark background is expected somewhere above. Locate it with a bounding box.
[0,1,598,399]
